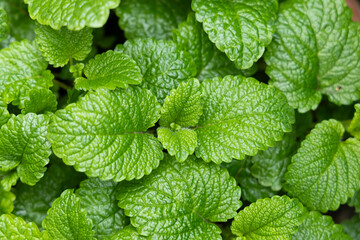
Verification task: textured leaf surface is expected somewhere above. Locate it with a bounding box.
[75,50,142,90]
[0,186,15,214]
[292,211,351,240]
[222,159,275,203]
[348,104,360,139]
[265,0,360,112]
[0,8,8,41]
[115,38,197,103]
[24,0,120,30]
[0,114,51,185]
[22,89,57,114]
[251,133,297,191]
[231,195,305,240]
[0,214,41,239]
[285,120,360,212]
[111,226,146,240]
[116,0,191,40]
[192,0,278,69]
[76,178,128,239]
[43,189,94,240]
[195,75,295,164]
[0,100,10,127]
[173,13,241,80]
[35,24,93,67]
[48,87,163,182]
[13,162,85,226]
[342,215,360,240]
[117,155,242,240]
[0,40,53,108]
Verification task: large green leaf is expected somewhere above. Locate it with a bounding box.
[75,50,142,91]
[48,87,163,182]
[265,0,360,112]
[195,75,295,164]
[76,178,128,239]
[173,13,242,80]
[192,0,278,69]
[35,24,93,67]
[24,0,120,30]
[116,0,191,40]
[285,119,360,212]
[0,40,53,108]
[231,195,305,240]
[117,155,241,240]
[42,189,94,239]
[293,211,351,240]
[0,114,51,186]
[0,214,41,239]
[115,38,197,103]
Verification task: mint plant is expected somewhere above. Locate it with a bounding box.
[1,0,360,239]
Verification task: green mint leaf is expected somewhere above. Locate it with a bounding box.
[13,162,85,227]
[1,171,18,192]
[0,99,10,127]
[42,189,94,239]
[0,114,51,185]
[192,0,278,69]
[285,119,360,212]
[70,63,85,79]
[75,50,142,91]
[0,186,15,215]
[48,87,163,181]
[117,155,242,239]
[160,78,202,128]
[0,214,41,239]
[265,0,360,112]
[348,104,360,139]
[293,211,351,240]
[0,0,35,42]
[173,13,242,80]
[231,195,305,240]
[115,0,191,40]
[35,24,93,67]
[348,189,360,213]
[342,215,360,240]
[22,89,57,114]
[115,38,197,103]
[157,127,197,162]
[24,0,120,30]
[110,226,146,240]
[0,40,53,108]
[222,158,275,203]
[196,75,295,164]
[251,133,297,191]
[0,8,8,41]
[76,178,128,239]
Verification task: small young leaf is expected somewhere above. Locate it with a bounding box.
[0,214,42,239]
[342,215,360,240]
[0,171,18,191]
[117,155,242,240]
[76,178,128,239]
[42,189,94,239]
[0,99,10,127]
[231,195,305,240]
[251,133,297,191]
[116,0,191,40]
[24,0,120,30]
[0,186,15,214]
[0,40,53,108]
[22,89,57,114]
[111,226,146,240]
[48,87,163,182]
[115,38,197,103]
[0,114,51,185]
[192,0,278,69]
[348,104,360,139]
[348,189,360,213]
[0,8,9,41]
[293,211,351,240]
[173,13,242,80]
[75,50,142,90]
[196,75,295,164]
[35,24,93,67]
[285,119,360,212]
[265,0,360,112]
